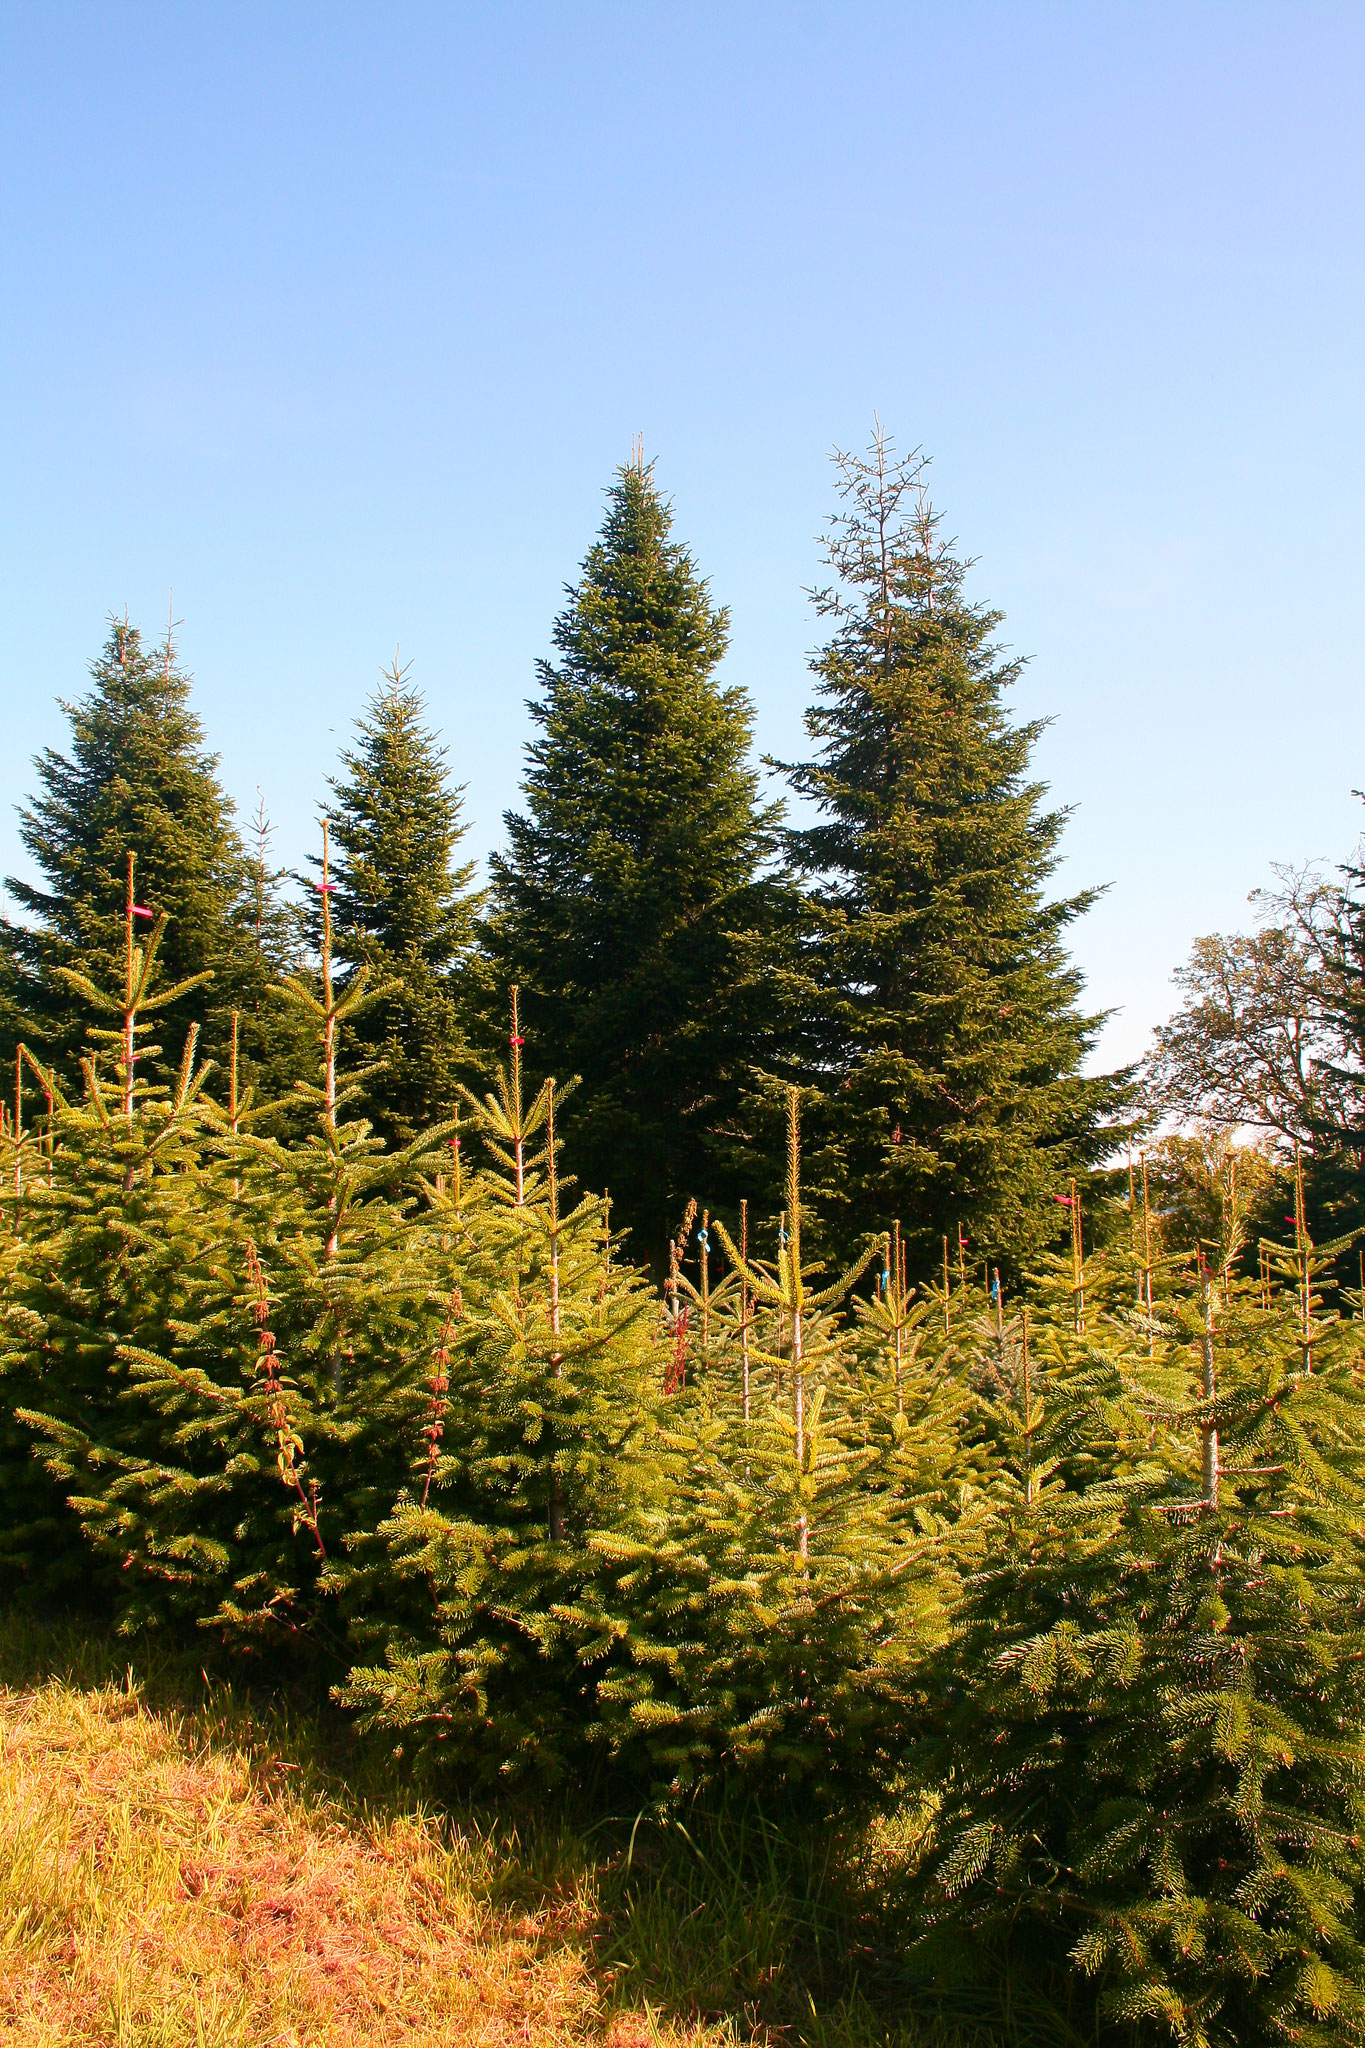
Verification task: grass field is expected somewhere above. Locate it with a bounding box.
[0,1613,1082,2048]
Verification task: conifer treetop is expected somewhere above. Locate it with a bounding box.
[490,456,789,1253]
[321,657,483,1145]
[502,457,774,909]
[9,615,250,971]
[781,423,1129,1272]
[327,659,479,966]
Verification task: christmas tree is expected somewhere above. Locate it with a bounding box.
[341,993,671,1786]
[919,1179,1365,2045]
[0,613,301,1102]
[3,831,459,1652]
[781,427,1128,1274]
[489,453,791,1264]
[324,659,484,1145]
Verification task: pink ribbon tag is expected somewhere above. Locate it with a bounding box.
[131,905,154,918]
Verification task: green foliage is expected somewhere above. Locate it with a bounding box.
[586,1092,968,1809]
[9,451,1365,2045]
[918,1207,1365,2046]
[340,1011,672,1787]
[325,661,485,1145]
[0,844,454,1648]
[0,615,303,1098]
[782,429,1129,1273]
[489,457,793,1264]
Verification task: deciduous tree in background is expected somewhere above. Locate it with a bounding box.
[1146,857,1365,1240]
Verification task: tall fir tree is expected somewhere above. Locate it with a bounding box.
[324,661,483,1145]
[489,455,791,1261]
[783,429,1128,1274]
[0,614,301,1096]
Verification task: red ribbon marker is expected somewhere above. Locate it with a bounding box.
[1053,1194,1075,1206]
[509,1035,525,1048]
[315,881,337,893]
[131,905,154,918]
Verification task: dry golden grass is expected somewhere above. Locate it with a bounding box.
[0,1664,731,2048]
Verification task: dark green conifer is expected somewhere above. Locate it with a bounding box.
[783,428,1128,1274]
[324,661,483,1145]
[489,455,790,1263]
[0,614,299,1096]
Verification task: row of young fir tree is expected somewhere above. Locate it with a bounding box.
[0,430,1127,1277]
[4,888,1363,2048]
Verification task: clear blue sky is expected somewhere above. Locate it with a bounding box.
[3,3,1363,1068]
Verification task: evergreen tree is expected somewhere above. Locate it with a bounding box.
[3,831,460,1646]
[783,428,1128,1274]
[341,1008,670,1788]
[0,892,220,1609]
[489,455,791,1263]
[325,661,483,1145]
[919,1194,1365,2046]
[0,614,300,1096]
[589,1090,967,1807]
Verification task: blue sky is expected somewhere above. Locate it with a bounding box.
[2,2,1363,1067]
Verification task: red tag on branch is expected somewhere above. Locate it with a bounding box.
[1053,1194,1075,1206]
[509,1035,525,1048]
[131,905,154,918]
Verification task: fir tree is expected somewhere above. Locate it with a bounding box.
[0,614,299,1097]
[782,428,1128,1275]
[589,1092,968,1806]
[489,454,791,1263]
[325,661,484,1145]
[3,828,462,1647]
[341,1000,670,1787]
[0,882,222,1609]
[918,1191,1365,2045]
